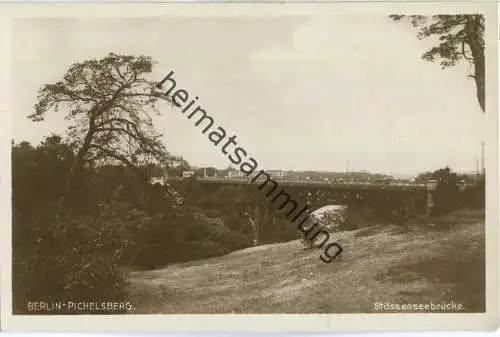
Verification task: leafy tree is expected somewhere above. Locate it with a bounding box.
[430,166,459,215]
[205,167,217,177]
[29,53,174,208]
[13,194,150,313]
[143,163,165,177]
[166,156,191,177]
[415,171,433,182]
[390,15,485,113]
[12,138,155,313]
[12,136,74,214]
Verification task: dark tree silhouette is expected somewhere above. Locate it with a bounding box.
[390,15,485,113]
[30,53,175,208]
[429,166,459,215]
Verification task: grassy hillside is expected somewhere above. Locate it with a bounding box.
[127,209,485,313]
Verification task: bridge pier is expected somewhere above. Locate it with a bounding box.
[425,181,437,215]
[412,197,417,214]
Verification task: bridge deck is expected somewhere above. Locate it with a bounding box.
[166,177,427,191]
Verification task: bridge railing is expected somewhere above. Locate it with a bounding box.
[164,176,428,190]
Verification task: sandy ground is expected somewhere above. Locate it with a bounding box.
[127,210,485,313]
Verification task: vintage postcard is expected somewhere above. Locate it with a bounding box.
[0,1,498,332]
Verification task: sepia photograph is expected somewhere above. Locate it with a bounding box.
[0,2,498,332]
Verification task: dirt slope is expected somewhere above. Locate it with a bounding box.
[127,212,485,314]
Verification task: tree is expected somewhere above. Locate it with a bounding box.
[166,156,191,177]
[430,166,459,215]
[390,15,485,113]
[415,171,433,182]
[205,167,217,177]
[244,207,261,246]
[30,53,174,208]
[12,136,75,208]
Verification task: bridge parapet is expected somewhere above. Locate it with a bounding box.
[166,176,427,192]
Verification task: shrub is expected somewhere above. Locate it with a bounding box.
[12,198,150,314]
[460,178,485,209]
[341,206,380,230]
[128,210,252,269]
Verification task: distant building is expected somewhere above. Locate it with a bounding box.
[394,179,410,183]
[227,170,246,178]
[374,178,391,184]
[182,170,195,178]
[426,179,438,191]
[267,170,286,179]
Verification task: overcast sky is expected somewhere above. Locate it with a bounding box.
[12,16,488,176]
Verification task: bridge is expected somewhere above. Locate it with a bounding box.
[165,176,427,191]
[162,176,436,217]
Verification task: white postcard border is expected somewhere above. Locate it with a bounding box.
[0,1,498,332]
